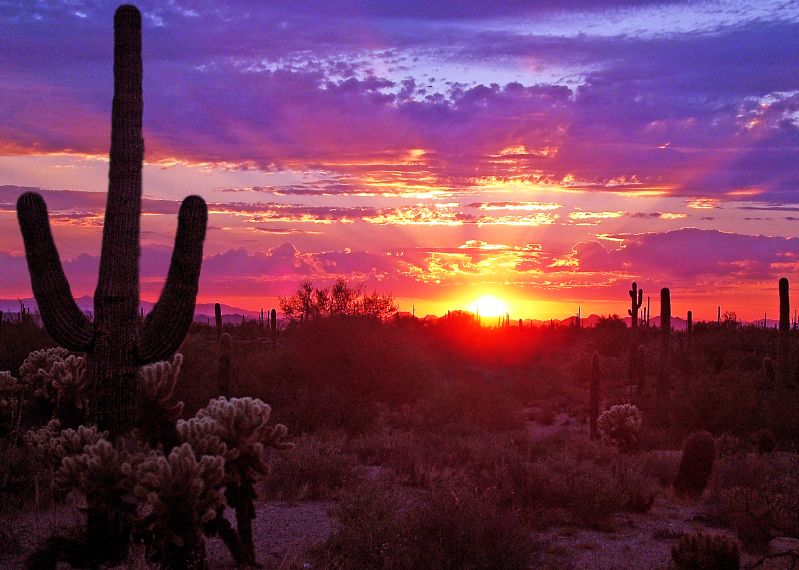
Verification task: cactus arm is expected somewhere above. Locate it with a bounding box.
[137,196,208,363]
[16,192,94,351]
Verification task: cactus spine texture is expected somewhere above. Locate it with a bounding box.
[628,282,643,381]
[589,351,600,440]
[657,288,671,397]
[673,430,715,498]
[15,6,207,438]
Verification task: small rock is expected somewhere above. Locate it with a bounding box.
[769,537,799,556]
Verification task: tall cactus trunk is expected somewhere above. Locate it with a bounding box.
[215,302,223,339]
[686,310,693,376]
[16,5,207,440]
[778,278,790,385]
[589,351,600,440]
[657,288,671,399]
[91,3,144,436]
[628,282,643,381]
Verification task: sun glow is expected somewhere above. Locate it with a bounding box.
[470,295,509,318]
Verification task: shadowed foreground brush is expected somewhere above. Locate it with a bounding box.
[673,431,715,498]
[671,531,740,570]
[589,351,600,440]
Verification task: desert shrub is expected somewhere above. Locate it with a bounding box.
[673,431,716,498]
[390,489,535,569]
[591,315,627,356]
[264,433,358,500]
[753,429,776,454]
[313,479,407,569]
[0,321,55,374]
[315,480,535,570]
[597,404,642,452]
[0,436,39,511]
[283,318,433,405]
[672,373,759,435]
[410,379,523,433]
[507,453,656,526]
[671,531,740,570]
[639,450,681,487]
[533,406,556,425]
[707,452,799,550]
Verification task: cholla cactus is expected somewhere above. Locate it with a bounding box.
[195,397,293,564]
[55,438,148,563]
[19,347,69,401]
[55,438,141,500]
[134,443,225,568]
[176,416,229,459]
[26,423,107,470]
[136,353,185,448]
[597,404,642,452]
[196,397,292,479]
[51,355,89,428]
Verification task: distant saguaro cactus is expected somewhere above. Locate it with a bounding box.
[778,278,790,385]
[589,351,600,440]
[628,282,643,381]
[215,303,223,339]
[16,5,207,438]
[673,431,715,498]
[270,308,277,332]
[657,288,671,398]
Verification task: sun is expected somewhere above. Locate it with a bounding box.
[470,295,509,317]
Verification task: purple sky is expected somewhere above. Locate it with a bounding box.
[1,1,798,318]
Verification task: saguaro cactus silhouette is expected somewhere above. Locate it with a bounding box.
[16,5,207,438]
[215,302,223,339]
[657,288,671,398]
[778,278,790,385]
[628,282,643,381]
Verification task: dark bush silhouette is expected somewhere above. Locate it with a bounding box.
[673,431,716,498]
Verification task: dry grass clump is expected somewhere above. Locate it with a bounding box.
[313,479,536,570]
[352,429,657,528]
[264,433,358,501]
